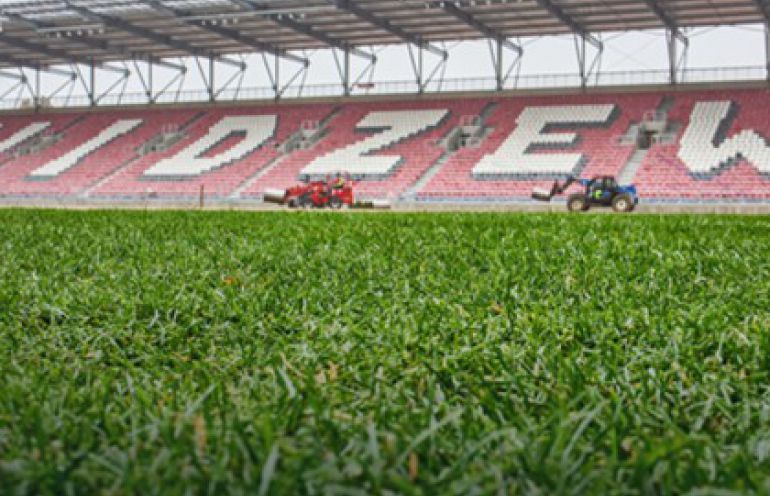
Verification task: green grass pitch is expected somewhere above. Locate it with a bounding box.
[2,210,770,495]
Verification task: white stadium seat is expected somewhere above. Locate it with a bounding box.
[678,101,770,175]
[472,105,617,176]
[30,119,143,177]
[0,122,51,153]
[143,115,276,177]
[300,109,448,177]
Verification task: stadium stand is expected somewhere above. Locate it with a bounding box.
[633,88,770,200]
[1,87,770,202]
[30,119,143,178]
[419,93,661,200]
[91,104,334,199]
[241,99,486,199]
[0,122,51,155]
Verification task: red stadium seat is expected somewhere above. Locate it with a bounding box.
[1,88,770,202]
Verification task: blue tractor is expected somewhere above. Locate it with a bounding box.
[532,176,638,212]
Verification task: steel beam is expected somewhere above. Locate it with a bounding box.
[533,0,601,49]
[574,34,602,88]
[332,0,447,60]
[642,0,689,84]
[0,70,26,81]
[766,23,770,82]
[753,0,770,81]
[666,29,688,85]
[229,0,374,62]
[64,0,244,69]
[438,2,521,56]
[642,0,686,43]
[141,0,306,66]
[755,0,770,21]
[0,32,128,74]
[1,10,186,72]
[0,52,43,72]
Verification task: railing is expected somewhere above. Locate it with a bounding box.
[0,65,766,110]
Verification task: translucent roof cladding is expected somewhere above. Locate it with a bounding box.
[0,0,765,68]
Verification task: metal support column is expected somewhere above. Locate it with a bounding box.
[343,48,351,96]
[495,38,504,91]
[574,34,603,89]
[333,46,377,97]
[766,23,770,82]
[274,53,280,100]
[208,56,215,102]
[666,28,688,85]
[34,67,41,110]
[148,61,153,102]
[487,36,523,91]
[417,46,423,94]
[89,61,96,106]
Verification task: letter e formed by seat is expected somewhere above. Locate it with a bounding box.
[472,105,617,177]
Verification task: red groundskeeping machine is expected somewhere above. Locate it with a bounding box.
[264,174,388,209]
[285,179,354,209]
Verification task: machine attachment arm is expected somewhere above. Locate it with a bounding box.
[552,175,578,195]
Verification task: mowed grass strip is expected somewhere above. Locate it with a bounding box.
[1,210,770,495]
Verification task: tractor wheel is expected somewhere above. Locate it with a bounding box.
[612,194,634,213]
[567,194,588,212]
[328,196,343,209]
[298,194,313,209]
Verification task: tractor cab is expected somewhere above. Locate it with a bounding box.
[532,175,638,212]
[586,176,620,206]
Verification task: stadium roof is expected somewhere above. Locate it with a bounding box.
[0,0,766,70]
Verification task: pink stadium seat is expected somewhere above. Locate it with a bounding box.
[91,104,335,199]
[241,99,487,199]
[1,88,770,202]
[418,93,660,200]
[0,109,197,197]
[634,88,770,201]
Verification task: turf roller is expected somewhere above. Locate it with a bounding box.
[531,187,555,202]
[262,188,288,205]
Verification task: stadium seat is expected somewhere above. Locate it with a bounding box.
[2,88,770,202]
[242,99,486,199]
[92,105,335,199]
[0,121,51,154]
[634,88,770,200]
[418,93,659,200]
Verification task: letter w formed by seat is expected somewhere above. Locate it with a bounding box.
[678,101,770,175]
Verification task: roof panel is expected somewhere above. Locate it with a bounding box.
[0,0,764,68]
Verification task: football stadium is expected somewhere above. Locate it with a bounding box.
[1,0,770,494]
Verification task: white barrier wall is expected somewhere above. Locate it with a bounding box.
[472,105,617,176]
[301,109,448,177]
[143,115,276,177]
[678,101,770,174]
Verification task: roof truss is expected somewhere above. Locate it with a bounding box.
[331,0,448,59]
[230,0,374,62]
[0,0,765,70]
[63,0,245,68]
[643,0,687,43]
[755,0,770,22]
[533,0,602,48]
[0,31,127,73]
[437,1,522,55]
[2,9,185,71]
[140,0,307,66]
